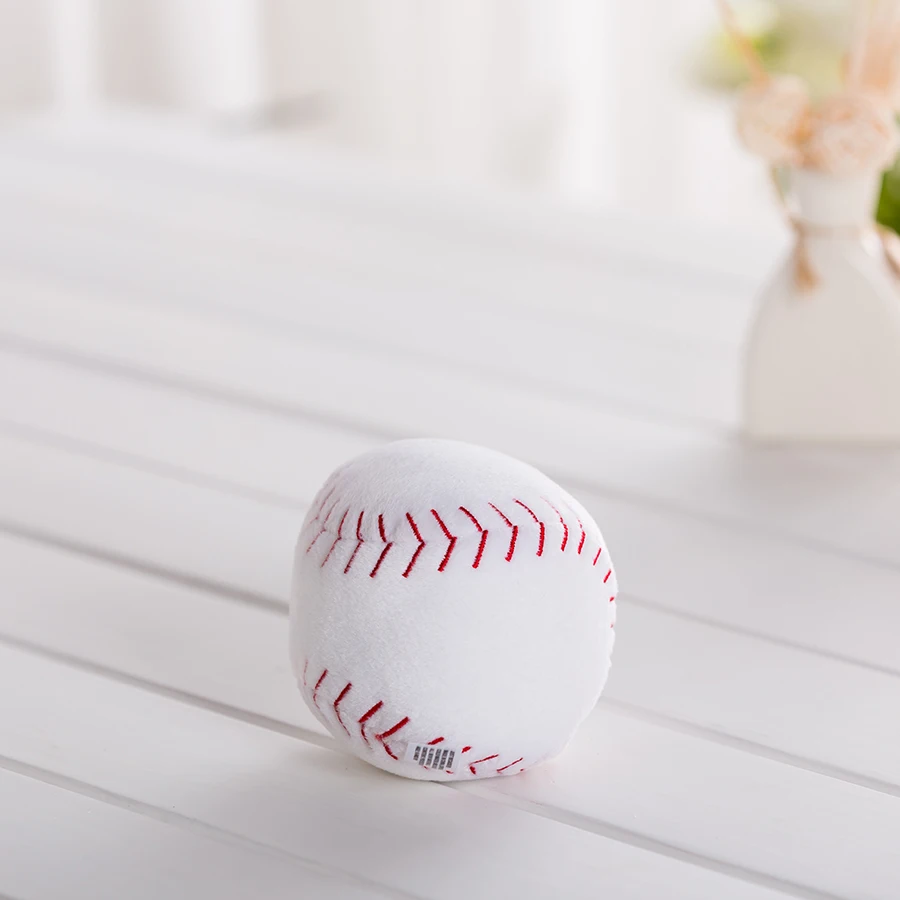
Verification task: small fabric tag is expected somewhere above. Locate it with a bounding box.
[405,742,460,772]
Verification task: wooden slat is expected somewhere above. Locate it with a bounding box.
[0,349,379,503]
[0,118,773,330]
[3,357,900,677]
[0,428,300,604]
[1,537,898,898]
[0,124,751,428]
[0,768,395,900]
[608,606,900,790]
[0,218,739,426]
[0,185,748,354]
[1,115,893,900]
[0,640,794,900]
[2,437,899,793]
[3,285,900,574]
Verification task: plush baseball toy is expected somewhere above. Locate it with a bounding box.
[290,439,618,780]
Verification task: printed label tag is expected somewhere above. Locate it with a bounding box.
[404,742,460,773]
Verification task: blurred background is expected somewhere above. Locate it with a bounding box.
[1,0,876,236]
[5,6,900,897]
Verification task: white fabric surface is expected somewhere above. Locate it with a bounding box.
[290,439,618,780]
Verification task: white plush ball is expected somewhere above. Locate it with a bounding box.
[290,439,618,781]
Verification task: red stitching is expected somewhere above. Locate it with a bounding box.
[312,669,328,711]
[610,595,615,602]
[312,484,337,520]
[314,495,606,581]
[358,701,383,746]
[307,657,531,779]
[322,500,340,528]
[514,500,545,556]
[507,528,518,561]
[310,491,329,522]
[321,510,348,567]
[333,682,352,736]
[344,511,365,573]
[543,499,568,551]
[406,512,424,543]
[604,568,612,584]
[459,507,483,531]
[402,513,426,577]
[468,753,499,775]
[305,525,327,554]
[473,532,488,568]
[370,544,392,577]
[308,498,342,553]
[459,507,489,568]
[574,516,586,555]
[370,514,392,578]
[379,717,410,739]
[430,509,457,571]
[489,504,513,528]
[489,503,518,561]
[376,716,410,760]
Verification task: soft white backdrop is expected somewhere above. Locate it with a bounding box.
[0,0,783,234]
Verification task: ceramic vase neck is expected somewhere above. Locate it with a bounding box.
[788,168,882,229]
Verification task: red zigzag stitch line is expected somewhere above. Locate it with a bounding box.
[305,659,527,774]
[458,507,489,568]
[358,700,383,746]
[543,498,569,552]
[514,499,545,556]
[574,514,586,555]
[430,509,457,571]
[321,510,348,567]
[333,681,352,736]
[402,513,425,578]
[311,498,606,578]
[375,716,410,760]
[370,515,392,578]
[352,693,410,760]
[312,668,328,710]
[305,498,340,554]
[344,511,366,574]
[468,754,499,775]
[488,503,518,561]
[313,484,337,519]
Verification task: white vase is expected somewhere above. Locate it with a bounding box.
[744,167,900,442]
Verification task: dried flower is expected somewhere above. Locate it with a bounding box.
[720,0,900,174]
[736,75,811,164]
[803,93,898,175]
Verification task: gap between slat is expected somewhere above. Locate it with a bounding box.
[0,635,846,900]
[3,339,900,584]
[0,752,420,900]
[3,417,900,682]
[2,533,899,804]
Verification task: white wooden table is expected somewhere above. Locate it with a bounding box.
[0,113,898,900]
